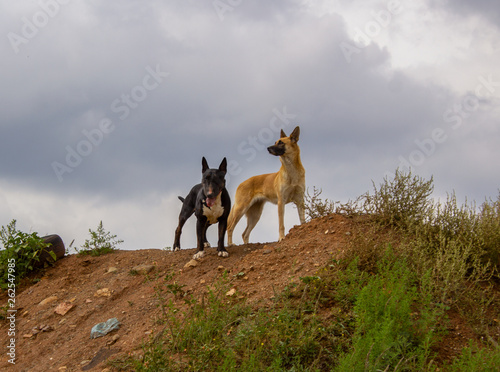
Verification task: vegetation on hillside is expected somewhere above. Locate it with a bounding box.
[0,220,54,290]
[76,220,123,257]
[111,169,500,371]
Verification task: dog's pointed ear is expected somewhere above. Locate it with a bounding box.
[219,157,227,174]
[280,129,287,138]
[202,157,209,173]
[290,126,300,143]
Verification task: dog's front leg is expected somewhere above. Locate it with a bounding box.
[194,218,208,260]
[217,218,229,258]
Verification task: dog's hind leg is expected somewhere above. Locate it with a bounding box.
[242,200,265,244]
[227,203,247,246]
[295,197,306,224]
[173,218,186,251]
[173,205,194,251]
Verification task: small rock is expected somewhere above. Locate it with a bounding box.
[40,325,54,332]
[263,249,272,255]
[31,324,54,334]
[94,288,111,297]
[85,299,93,304]
[217,265,225,271]
[200,279,206,284]
[39,295,58,306]
[106,334,120,346]
[131,264,155,275]
[325,230,329,234]
[106,267,118,274]
[55,302,74,316]
[23,334,33,338]
[226,288,236,297]
[184,259,198,268]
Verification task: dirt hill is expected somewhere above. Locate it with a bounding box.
[0,214,487,371]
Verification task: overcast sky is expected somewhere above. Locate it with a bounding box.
[1,0,499,251]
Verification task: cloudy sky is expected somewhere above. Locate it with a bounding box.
[1,0,499,252]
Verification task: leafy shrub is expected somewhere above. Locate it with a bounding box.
[410,192,497,289]
[0,220,54,289]
[76,221,123,256]
[367,169,434,229]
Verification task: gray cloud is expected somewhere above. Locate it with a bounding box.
[434,0,500,27]
[1,1,499,249]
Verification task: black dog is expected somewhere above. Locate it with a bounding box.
[173,157,231,259]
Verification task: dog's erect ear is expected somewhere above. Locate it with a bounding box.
[202,157,209,173]
[290,126,300,143]
[219,157,227,175]
[280,129,287,138]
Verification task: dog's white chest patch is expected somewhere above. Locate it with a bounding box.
[203,194,224,224]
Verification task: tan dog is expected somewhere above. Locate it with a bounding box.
[227,126,305,245]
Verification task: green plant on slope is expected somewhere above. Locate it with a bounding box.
[368,169,434,229]
[0,219,54,289]
[303,186,336,221]
[77,221,123,256]
[336,247,444,372]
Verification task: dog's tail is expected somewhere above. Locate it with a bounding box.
[178,196,185,203]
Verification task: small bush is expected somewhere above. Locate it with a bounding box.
[368,169,434,229]
[76,221,123,256]
[303,186,336,221]
[0,220,54,289]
